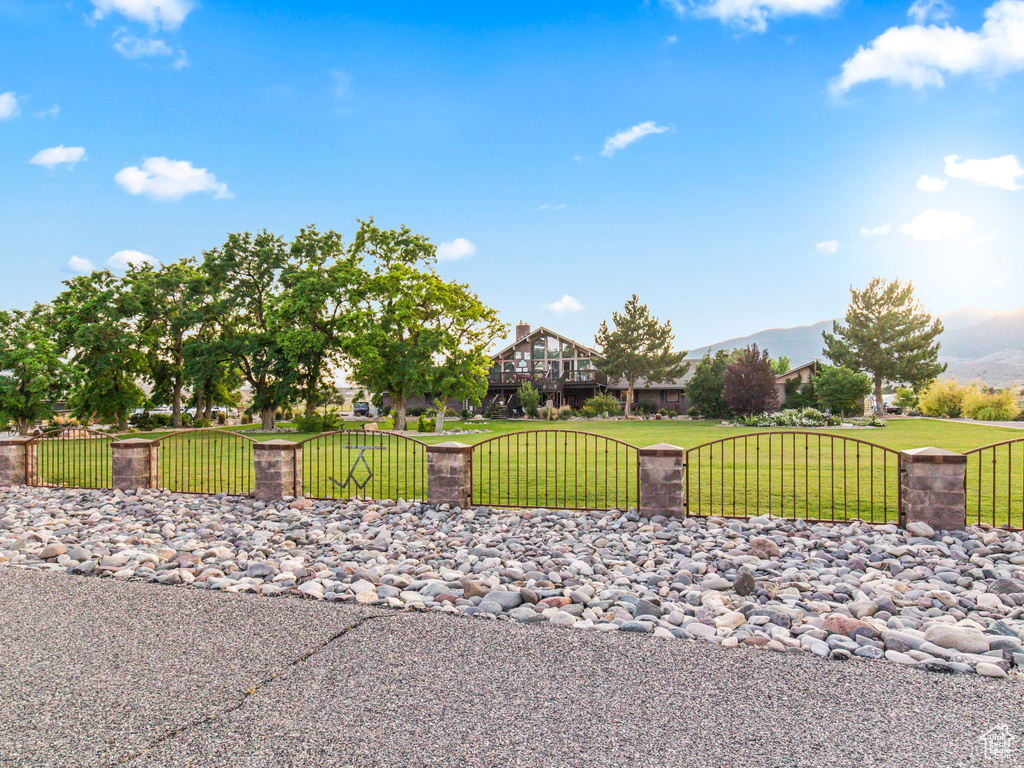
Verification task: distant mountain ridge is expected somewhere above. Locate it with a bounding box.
[693,308,1024,386]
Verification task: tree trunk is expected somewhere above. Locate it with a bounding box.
[625,384,634,417]
[874,378,885,419]
[435,407,445,433]
[194,393,205,423]
[172,382,182,428]
[261,406,276,430]
[393,395,407,431]
[304,397,317,418]
[118,413,128,432]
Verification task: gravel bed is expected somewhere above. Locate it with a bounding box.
[1,486,1023,680]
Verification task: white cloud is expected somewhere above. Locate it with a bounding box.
[331,70,352,98]
[0,91,21,121]
[944,153,1023,190]
[67,256,95,273]
[667,34,679,44]
[115,157,232,200]
[436,238,476,261]
[815,239,840,255]
[173,50,189,69]
[917,174,948,192]
[860,223,892,236]
[545,294,584,314]
[601,121,671,158]
[29,145,87,170]
[538,204,566,210]
[108,249,158,269]
[908,0,952,24]
[831,0,1024,94]
[682,0,843,32]
[90,0,192,31]
[114,33,173,58]
[35,104,60,119]
[900,209,976,240]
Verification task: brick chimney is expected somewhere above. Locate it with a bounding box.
[516,322,531,340]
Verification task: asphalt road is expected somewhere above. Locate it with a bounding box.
[1,567,1021,768]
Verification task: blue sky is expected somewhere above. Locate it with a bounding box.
[2,0,1023,352]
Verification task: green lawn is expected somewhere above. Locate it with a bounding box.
[36,418,1024,527]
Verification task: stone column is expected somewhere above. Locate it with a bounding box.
[112,438,159,491]
[0,436,33,486]
[253,440,300,502]
[900,447,967,531]
[427,442,473,509]
[639,443,684,519]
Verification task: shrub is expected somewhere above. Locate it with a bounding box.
[460,408,469,419]
[742,409,826,428]
[688,350,732,419]
[240,413,252,425]
[918,379,965,418]
[518,381,541,418]
[581,392,621,418]
[193,417,212,428]
[782,378,817,410]
[962,387,1018,421]
[417,414,432,432]
[217,412,227,425]
[634,400,659,415]
[557,405,574,420]
[660,409,676,417]
[894,387,918,411]
[294,413,322,433]
[407,406,427,417]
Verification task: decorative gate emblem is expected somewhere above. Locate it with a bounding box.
[330,445,385,491]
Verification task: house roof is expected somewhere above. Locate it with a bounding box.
[490,325,603,361]
[776,359,819,379]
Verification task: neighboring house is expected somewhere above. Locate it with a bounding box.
[775,359,820,404]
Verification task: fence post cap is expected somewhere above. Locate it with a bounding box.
[639,443,684,457]
[900,446,967,464]
[253,439,298,450]
[0,435,33,445]
[111,438,153,447]
[427,441,472,454]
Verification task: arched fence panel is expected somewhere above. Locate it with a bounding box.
[298,430,427,502]
[471,430,639,511]
[686,431,901,523]
[154,429,257,495]
[28,427,113,490]
[965,438,1024,529]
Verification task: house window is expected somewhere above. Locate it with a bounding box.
[515,351,522,360]
[666,391,680,403]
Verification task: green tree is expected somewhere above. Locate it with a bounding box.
[894,387,918,411]
[347,219,506,431]
[201,230,296,429]
[276,225,363,418]
[129,259,204,428]
[822,277,945,416]
[687,350,732,419]
[518,380,541,418]
[770,355,792,375]
[813,365,872,417]
[51,270,147,431]
[0,305,69,434]
[595,294,689,416]
[723,344,778,415]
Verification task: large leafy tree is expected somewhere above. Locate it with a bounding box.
[813,365,872,417]
[0,305,69,434]
[51,270,147,430]
[687,350,732,419]
[347,219,506,431]
[823,277,945,415]
[595,294,689,416]
[275,225,363,418]
[129,259,204,427]
[202,230,296,429]
[723,344,778,416]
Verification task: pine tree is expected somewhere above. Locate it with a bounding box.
[595,295,689,416]
[822,277,945,415]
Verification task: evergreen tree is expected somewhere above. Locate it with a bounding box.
[687,350,732,419]
[723,344,778,416]
[595,294,688,416]
[823,277,945,415]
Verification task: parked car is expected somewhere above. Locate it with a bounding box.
[885,404,903,415]
[352,401,370,417]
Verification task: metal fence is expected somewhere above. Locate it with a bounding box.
[965,437,1024,529]
[298,430,427,501]
[470,429,640,511]
[27,427,113,490]
[685,431,902,523]
[153,429,256,495]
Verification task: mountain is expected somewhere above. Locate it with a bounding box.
[692,308,1024,386]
